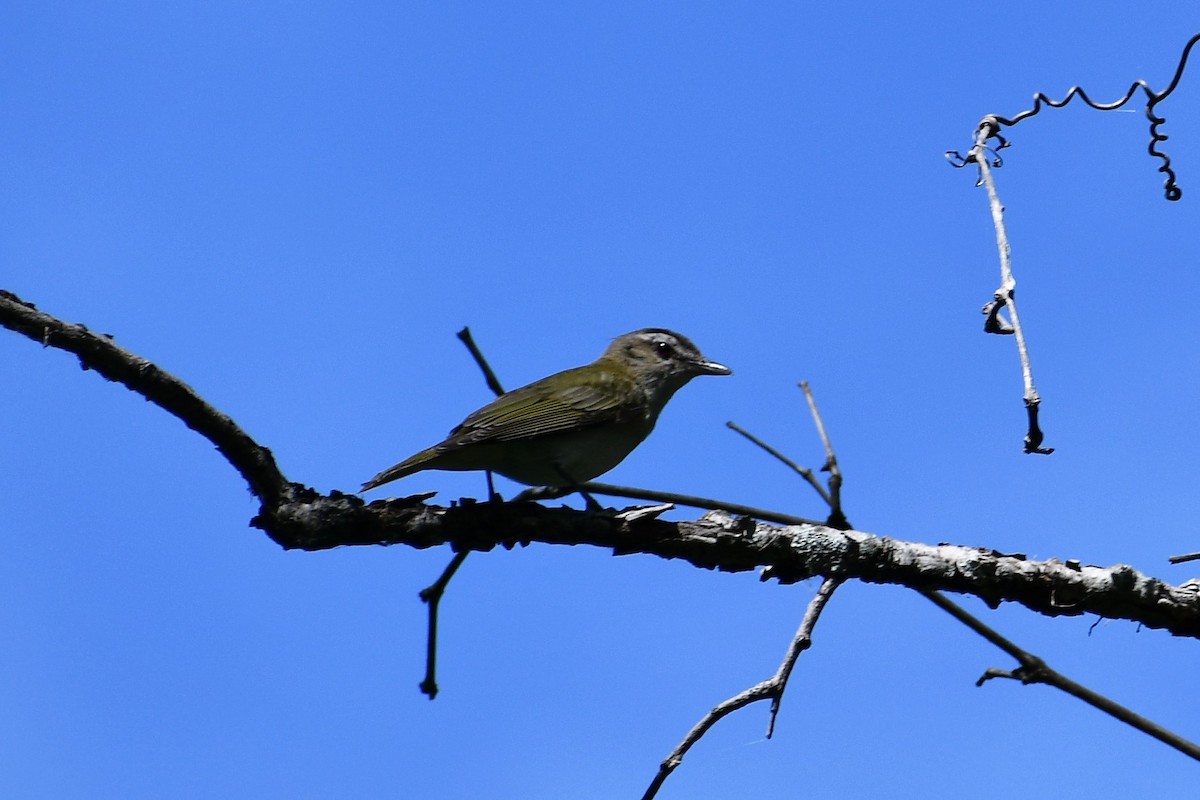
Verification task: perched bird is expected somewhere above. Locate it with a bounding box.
[361,328,730,492]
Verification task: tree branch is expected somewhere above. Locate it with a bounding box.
[923,590,1200,760]
[641,577,843,800]
[968,132,1054,456]
[417,550,470,699]
[725,420,832,507]
[6,289,1200,641]
[251,491,1200,638]
[0,289,290,505]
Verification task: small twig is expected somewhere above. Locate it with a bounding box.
[456,326,506,397]
[417,328,510,698]
[970,131,1054,456]
[1168,551,1200,565]
[641,578,843,800]
[922,589,1200,761]
[799,381,849,529]
[417,550,469,699]
[945,34,1200,451]
[638,385,849,799]
[725,421,831,506]
[726,384,850,530]
[513,482,823,528]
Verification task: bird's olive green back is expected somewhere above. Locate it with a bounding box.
[448,360,646,446]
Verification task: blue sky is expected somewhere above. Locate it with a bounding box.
[3,2,1200,797]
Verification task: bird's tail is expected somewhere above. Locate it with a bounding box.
[360,446,440,492]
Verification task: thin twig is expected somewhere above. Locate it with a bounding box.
[641,578,843,800]
[970,134,1054,456]
[456,326,506,397]
[513,482,823,527]
[800,381,849,529]
[922,590,1200,761]
[417,328,511,698]
[417,550,469,699]
[639,385,850,798]
[1168,551,1200,565]
[726,421,831,506]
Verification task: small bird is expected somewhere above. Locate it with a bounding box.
[361,328,731,492]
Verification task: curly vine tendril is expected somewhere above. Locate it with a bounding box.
[946,32,1200,201]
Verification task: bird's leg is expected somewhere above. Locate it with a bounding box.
[485,470,500,502]
[552,464,602,511]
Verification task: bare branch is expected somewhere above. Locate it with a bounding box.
[942,33,1200,454]
[725,420,832,507]
[799,381,849,529]
[641,578,843,800]
[513,482,822,528]
[251,491,1200,639]
[417,550,470,699]
[765,578,842,736]
[923,590,1200,761]
[456,325,507,396]
[0,289,289,504]
[970,135,1054,456]
[7,289,1200,639]
[417,327,509,699]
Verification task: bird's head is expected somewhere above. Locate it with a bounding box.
[602,328,731,411]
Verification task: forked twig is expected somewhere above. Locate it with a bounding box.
[641,578,843,800]
[418,327,509,698]
[800,381,849,529]
[642,387,852,798]
[417,550,469,699]
[726,420,831,506]
[727,383,849,529]
[971,133,1053,456]
[922,590,1200,761]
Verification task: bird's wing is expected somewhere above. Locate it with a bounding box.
[449,364,645,445]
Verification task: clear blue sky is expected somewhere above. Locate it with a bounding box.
[3,2,1200,797]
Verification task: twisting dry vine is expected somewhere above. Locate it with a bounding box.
[946,31,1200,201]
[944,31,1199,456]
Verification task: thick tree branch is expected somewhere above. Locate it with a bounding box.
[6,290,1200,640]
[255,491,1200,638]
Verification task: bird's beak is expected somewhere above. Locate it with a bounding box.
[691,358,732,376]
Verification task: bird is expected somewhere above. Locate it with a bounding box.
[360,328,731,492]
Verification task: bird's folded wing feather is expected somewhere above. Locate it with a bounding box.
[449,364,643,444]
